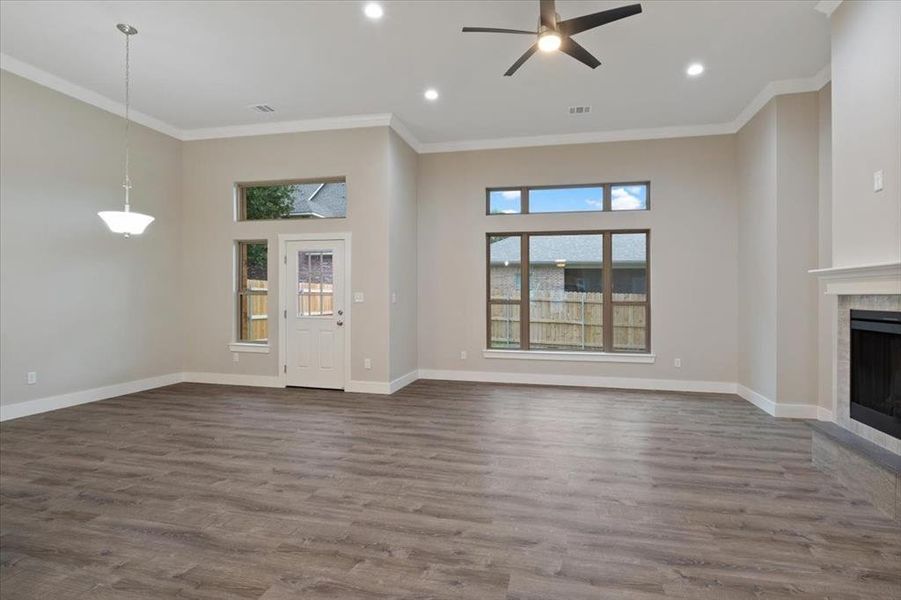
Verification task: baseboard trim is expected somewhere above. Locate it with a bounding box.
[182,372,283,388]
[0,373,184,422]
[389,370,419,393]
[735,384,823,419]
[736,384,777,416]
[1,370,832,422]
[346,380,391,394]
[417,369,736,394]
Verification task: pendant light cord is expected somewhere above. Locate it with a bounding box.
[123,28,131,211]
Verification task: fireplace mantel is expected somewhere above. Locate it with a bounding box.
[809,261,901,295]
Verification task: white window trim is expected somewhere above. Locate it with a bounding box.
[229,342,270,354]
[482,349,655,363]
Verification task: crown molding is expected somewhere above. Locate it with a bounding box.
[2,51,830,154]
[814,1,843,17]
[0,53,183,139]
[180,113,393,141]
[388,114,423,153]
[419,65,831,154]
[414,122,735,154]
[731,65,830,131]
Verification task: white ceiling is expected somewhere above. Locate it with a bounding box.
[0,1,830,145]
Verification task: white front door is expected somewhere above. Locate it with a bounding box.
[285,240,346,389]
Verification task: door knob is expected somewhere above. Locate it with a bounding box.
[337,320,344,327]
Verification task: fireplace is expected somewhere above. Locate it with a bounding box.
[850,310,901,440]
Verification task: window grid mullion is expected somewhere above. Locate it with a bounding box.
[521,233,530,351]
[603,233,613,352]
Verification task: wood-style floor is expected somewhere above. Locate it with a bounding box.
[1,381,899,600]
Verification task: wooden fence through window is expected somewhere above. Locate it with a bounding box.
[490,291,647,351]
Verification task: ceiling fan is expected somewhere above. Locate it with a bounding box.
[462,1,642,76]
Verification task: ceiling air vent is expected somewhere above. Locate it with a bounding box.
[249,104,276,113]
[568,105,591,115]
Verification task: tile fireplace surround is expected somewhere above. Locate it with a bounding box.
[836,294,901,455]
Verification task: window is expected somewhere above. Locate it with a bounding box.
[486,182,648,214]
[488,235,522,347]
[297,250,334,316]
[237,241,268,343]
[238,179,347,221]
[488,189,521,214]
[487,230,649,353]
[610,184,649,211]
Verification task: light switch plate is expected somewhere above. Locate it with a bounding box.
[354,292,365,303]
[874,170,884,192]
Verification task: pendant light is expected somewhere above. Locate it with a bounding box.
[98,24,154,237]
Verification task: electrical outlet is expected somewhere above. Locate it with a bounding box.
[673,358,682,368]
[354,292,365,303]
[26,371,37,385]
[391,291,397,304]
[364,358,372,369]
[460,350,467,360]
[233,353,239,363]
[874,170,884,192]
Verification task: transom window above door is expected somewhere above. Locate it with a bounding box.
[487,182,649,215]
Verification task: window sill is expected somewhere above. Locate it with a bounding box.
[482,349,655,363]
[229,342,270,354]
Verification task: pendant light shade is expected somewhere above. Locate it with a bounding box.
[98,210,155,236]
[99,23,154,237]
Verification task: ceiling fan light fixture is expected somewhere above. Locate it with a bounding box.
[538,31,562,52]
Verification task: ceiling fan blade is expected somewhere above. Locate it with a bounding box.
[540,0,557,29]
[560,37,601,69]
[462,27,536,34]
[558,3,642,36]
[504,43,538,76]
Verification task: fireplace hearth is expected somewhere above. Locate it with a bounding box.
[850,310,901,440]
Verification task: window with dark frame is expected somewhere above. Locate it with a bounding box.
[487,230,650,353]
[237,178,347,221]
[487,182,649,214]
[237,241,269,343]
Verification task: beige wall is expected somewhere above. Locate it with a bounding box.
[0,65,843,407]
[387,130,419,380]
[817,83,835,411]
[180,127,392,384]
[831,0,901,266]
[736,91,823,406]
[736,101,778,399]
[417,136,739,384]
[0,71,183,407]
[775,92,820,406]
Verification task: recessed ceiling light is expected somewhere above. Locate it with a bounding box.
[363,2,383,20]
[538,31,562,53]
[686,63,705,77]
[424,88,439,101]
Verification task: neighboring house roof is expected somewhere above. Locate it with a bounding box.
[489,233,646,265]
[290,182,346,218]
